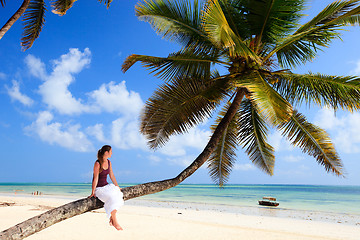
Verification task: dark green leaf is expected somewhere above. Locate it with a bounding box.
[278,110,344,176]
[272,72,360,111]
[141,73,230,149]
[238,99,275,175]
[21,0,46,51]
[208,101,239,186]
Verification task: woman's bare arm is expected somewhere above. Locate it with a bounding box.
[89,162,100,197]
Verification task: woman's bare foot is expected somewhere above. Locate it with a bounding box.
[110,210,123,230]
[112,218,123,231]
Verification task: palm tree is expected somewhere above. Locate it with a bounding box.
[2,0,360,239]
[0,0,112,50]
[121,0,360,186]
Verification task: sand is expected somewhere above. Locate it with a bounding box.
[0,195,359,240]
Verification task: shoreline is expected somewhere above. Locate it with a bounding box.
[1,194,360,240]
[127,198,360,226]
[2,192,360,226]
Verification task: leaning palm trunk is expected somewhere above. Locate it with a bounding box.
[0,89,246,240]
[0,0,30,40]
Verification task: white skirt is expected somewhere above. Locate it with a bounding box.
[95,183,124,219]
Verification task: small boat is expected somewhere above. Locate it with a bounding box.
[258,197,279,207]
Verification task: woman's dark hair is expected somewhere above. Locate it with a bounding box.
[97,145,111,172]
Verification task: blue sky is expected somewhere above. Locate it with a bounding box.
[1,0,360,185]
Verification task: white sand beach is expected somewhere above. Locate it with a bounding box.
[0,195,359,240]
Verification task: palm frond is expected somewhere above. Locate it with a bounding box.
[272,72,360,111]
[207,102,239,186]
[1,0,5,7]
[246,0,305,48]
[122,45,226,81]
[135,0,209,47]
[278,110,343,176]
[234,71,293,125]
[98,0,112,9]
[238,99,275,175]
[297,0,359,32]
[21,0,46,51]
[274,34,322,68]
[51,0,76,16]
[265,0,360,68]
[202,0,260,63]
[141,73,230,149]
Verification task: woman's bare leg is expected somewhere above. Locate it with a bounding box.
[110,210,123,230]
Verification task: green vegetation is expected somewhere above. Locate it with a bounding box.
[123,0,360,186]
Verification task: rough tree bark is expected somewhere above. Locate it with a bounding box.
[0,0,31,40]
[0,89,246,240]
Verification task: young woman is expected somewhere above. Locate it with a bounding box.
[89,145,124,230]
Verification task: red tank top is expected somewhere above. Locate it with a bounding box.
[96,159,110,188]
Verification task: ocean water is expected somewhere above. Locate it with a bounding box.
[1,183,359,216]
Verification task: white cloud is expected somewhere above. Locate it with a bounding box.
[86,124,106,142]
[110,117,148,150]
[26,49,144,117]
[332,114,360,153]
[167,155,196,167]
[88,81,143,116]
[313,108,343,129]
[25,111,94,152]
[314,109,360,153]
[20,48,212,157]
[268,131,293,151]
[26,48,92,115]
[159,127,211,157]
[5,80,34,106]
[24,55,47,80]
[22,48,148,152]
[233,163,255,171]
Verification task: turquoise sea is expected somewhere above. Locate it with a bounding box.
[1,183,360,216]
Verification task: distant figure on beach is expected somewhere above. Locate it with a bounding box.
[88,145,124,230]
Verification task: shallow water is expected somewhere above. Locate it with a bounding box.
[1,183,359,215]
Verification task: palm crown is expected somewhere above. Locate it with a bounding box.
[122,0,360,186]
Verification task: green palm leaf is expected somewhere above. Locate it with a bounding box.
[51,0,76,16]
[141,73,230,149]
[135,0,209,47]
[21,0,46,51]
[266,0,360,67]
[122,45,227,80]
[234,71,293,125]
[202,0,260,62]
[278,110,343,176]
[123,0,357,183]
[238,99,275,175]
[246,0,305,48]
[207,102,239,186]
[296,0,360,33]
[272,72,360,111]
